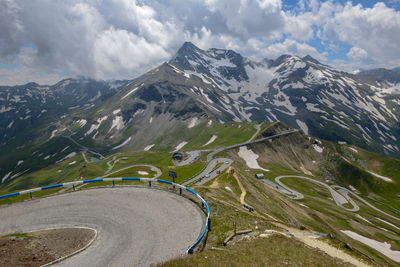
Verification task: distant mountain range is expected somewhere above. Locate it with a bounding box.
[1,42,400,183]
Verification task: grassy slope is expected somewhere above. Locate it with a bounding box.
[2,121,400,266]
[0,120,260,193]
[163,126,398,266]
[160,235,352,267]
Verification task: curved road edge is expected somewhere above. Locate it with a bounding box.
[0,177,211,255]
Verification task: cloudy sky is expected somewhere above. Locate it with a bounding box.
[1,0,400,85]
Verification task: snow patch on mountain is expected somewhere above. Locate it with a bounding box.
[349,147,358,153]
[313,144,323,153]
[188,117,199,128]
[296,119,309,135]
[173,141,188,152]
[202,135,217,147]
[306,103,326,114]
[76,119,87,127]
[273,92,297,115]
[109,116,124,132]
[56,152,76,163]
[112,137,131,150]
[122,86,139,100]
[1,171,12,183]
[7,121,14,128]
[89,90,101,102]
[50,129,58,139]
[377,217,400,231]
[244,64,274,97]
[367,170,393,182]
[341,230,400,263]
[0,106,13,113]
[144,144,155,151]
[86,116,108,136]
[238,146,269,172]
[304,68,325,84]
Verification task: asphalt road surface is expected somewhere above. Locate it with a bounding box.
[183,158,234,186]
[0,187,204,266]
[173,151,202,167]
[274,175,356,210]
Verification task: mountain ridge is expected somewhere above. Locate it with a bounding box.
[1,42,400,184]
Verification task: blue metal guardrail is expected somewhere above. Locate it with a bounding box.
[0,177,210,254]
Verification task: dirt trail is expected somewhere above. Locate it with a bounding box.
[300,238,370,267]
[228,167,247,205]
[273,223,370,267]
[209,180,219,189]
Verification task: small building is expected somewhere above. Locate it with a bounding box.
[255,173,264,179]
[172,152,183,160]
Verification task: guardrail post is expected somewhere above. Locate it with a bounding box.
[148,181,151,188]
[72,184,75,191]
[179,187,182,195]
[29,192,32,199]
[208,218,211,231]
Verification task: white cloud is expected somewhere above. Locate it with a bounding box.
[204,0,284,39]
[346,47,368,61]
[322,2,400,68]
[94,27,170,78]
[262,39,326,61]
[1,0,400,85]
[0,0,24,58]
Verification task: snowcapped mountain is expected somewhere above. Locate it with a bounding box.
[0,77,123,146]
[1,42,400,184]
[167,42,400,157]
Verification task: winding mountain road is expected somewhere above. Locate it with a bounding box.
[263,175,400,221]
[0,187,204,266]
[181,130,299,186]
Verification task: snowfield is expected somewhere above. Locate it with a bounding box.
[313,144,323,153]
[367,170,393,182]
[202,135,217,147]
[188,117,199,128]
[109,116,124,132]
[238,146,270,172]
[174,141,188,152]
[296,119,309,135]
[56,152,76,163]
[144,144,155,151]
[112,137,131,150]
[76,119,87,127]
[121,86,139,100]
[341,230,400,263]
[86,116,108,136]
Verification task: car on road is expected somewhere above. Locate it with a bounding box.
[205,174,210,178]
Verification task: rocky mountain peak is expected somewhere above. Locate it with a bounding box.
[302,55,322,65]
